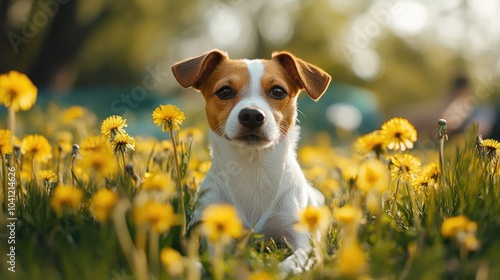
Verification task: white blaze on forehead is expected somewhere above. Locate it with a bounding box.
[243,59,265,97]
[223,59,279,144]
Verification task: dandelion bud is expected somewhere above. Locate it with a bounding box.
[71,144,80,157]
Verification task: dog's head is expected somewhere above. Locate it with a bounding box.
[171,49,331,149]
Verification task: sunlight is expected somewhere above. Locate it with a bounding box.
[389,0,428,36]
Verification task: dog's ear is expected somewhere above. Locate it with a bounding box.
[272,51,331,101]
[171,49,228,90]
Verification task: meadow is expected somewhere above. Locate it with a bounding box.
[1,70,499,280]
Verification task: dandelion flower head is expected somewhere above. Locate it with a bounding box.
[381,117,417,151]
[295,205,332,233]
[0,129,12,154]
[0,71,37,111]
[356,159,389,193]
[390,153,421,181]
[355,130,386,156]
[134,201,178,233]
[101,115,127,138]
[91,188,118,222]
[111,133,137,154]
[21,134,53,163]
[201,204,243,244]
[51,185,83,214]
[152,104,185,132]
[160,248,184,276]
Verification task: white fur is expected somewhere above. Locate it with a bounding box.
[224,60,280,147]
[191,60,325,274]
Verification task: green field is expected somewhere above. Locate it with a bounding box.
[1,91,500,279]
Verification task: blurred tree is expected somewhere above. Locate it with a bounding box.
[0,0,497,125]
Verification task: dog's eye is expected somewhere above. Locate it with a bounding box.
[215,86,235,99]
[269,86,287,99]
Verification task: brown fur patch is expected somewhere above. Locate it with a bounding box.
[197,60,250,134]
[261,60,302,138]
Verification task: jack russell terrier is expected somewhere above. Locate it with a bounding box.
[171,49,332,273]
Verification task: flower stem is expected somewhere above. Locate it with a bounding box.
[212,242,224,280]
[405,181,421,231]
[1,152,7,212]
[391,179,401,217]
[8,106,15,144]
[121,152,127,174]
[56,146,63,185]
[169,129,187,240]
[437,119,448,188]
[112,199,135,271]
[186,226,202,280]
[112,198,148,280]
[149,229,160,279]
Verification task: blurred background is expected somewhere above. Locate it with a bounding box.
[1,0,499,143]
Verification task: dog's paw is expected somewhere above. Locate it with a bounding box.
[279,248,314,277]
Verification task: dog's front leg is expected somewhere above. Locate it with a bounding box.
[279,229,314,275]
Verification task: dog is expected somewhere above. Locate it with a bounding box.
[171,49,331,273]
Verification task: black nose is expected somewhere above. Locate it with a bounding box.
[238,108,265,129]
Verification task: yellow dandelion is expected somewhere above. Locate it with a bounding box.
[90,188,118,222]
[187,171,204,191]
[337,241,367,277]
[80,150,118,178]
[390,153,421,181]
[412,176,436,195]
[198,161,212,173]
[295,205,332,234]
[21,134,52,164]
[160,248,184,276]
[72,166,90,184]
[38,170,58,184]
[201,204,243,244]
[152,104,185,132]
[441,215,476,238]
[380,118,417,151]
[80,135,109,156]
[423,162,440,181]
[463,234,480,251]
[178,127,203,143]
[134,201,178,233]
[441,215,480,251]
[140,173,175,193]
[55,131,73,155]
[304,166,328,182]
[318,178,340,196]
[51,185,83,214]
[341,164,358,186]
[101,115,127,138]
[0,129,12,154]
[249,271,275,280]
[355,130,386,157]
[356,159,389,193]
[134,136,158,154]
[478,139,500,159]
[161,139,173,151]
[0,71,37,111]
[111,133,137,154]
[366,192,382,216]
[334,205,363,225]
[62,105,86,123]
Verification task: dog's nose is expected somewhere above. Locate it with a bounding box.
[238,108,265,128]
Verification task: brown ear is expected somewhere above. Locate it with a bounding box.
[171,49,228,89]
[272,51,331,101]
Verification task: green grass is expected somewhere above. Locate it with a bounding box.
[1,116,499,280]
